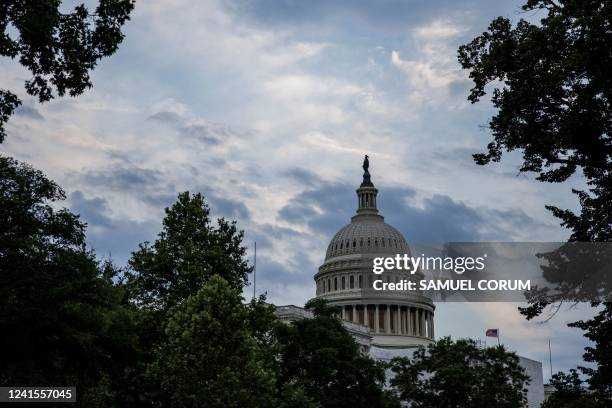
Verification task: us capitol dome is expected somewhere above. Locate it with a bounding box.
[314,156,435,348]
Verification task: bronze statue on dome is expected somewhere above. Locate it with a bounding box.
[361,154,373,187]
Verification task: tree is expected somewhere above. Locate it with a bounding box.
[568,302,612,402]
[0,155,139,406]
[542,304,612,407]
[150,275,314,408]
[458,0,611,242]
[275,298,398,408]
[127,191,252,312]
[122,192,254,406]
[541,369,599,408]
[459,0,612,319]
[390,337,529,408]
[0,0,135,142]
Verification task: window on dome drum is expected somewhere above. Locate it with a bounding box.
[341,276,345,289]
[350,275,354,289]
[334,278,338,290]
[360,239,363,247]
[353,240,356,247]
[327,278,331,292]
[358,275,363,288]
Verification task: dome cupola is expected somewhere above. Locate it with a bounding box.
[314,155,435,349]
[325,155,410,260]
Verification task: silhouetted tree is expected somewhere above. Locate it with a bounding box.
[390,337,528,407]
[568,302,612,402]
[0,0,135,142]
[542,369,599,408]
[276,298,399,408]
[458,0,611,243]
[0,155,138,406]
[149,275,315,408]
[127,191,252,312]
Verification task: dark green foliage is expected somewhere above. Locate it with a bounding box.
[148,275,316,408]
[127,191,252,311]
[0,0,135,142]
[150,275,280,408]
[275,298,399,408]
[518,241,612,320]
[0,90,20,142]
[568,302,612,402]
[122,192,255,406]
[541,369,599,408]
[0,155,139,406]
[390,337,529,407]
[458,0,612,243]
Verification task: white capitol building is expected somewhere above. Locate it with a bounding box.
[314,157,435,349]
[275,157,545,407]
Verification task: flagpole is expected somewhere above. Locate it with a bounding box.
[549,339,553,377]
[498,329,501,346]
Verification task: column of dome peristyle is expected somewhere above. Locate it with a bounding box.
[313,156,435,348]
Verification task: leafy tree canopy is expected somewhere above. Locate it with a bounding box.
[541,369,599,408]
[567,302,612,401]
[458,0,612,243]
[275,298,399,408]
[390,337,529,408]
[151,275,315,408]
[0,155,138,406]
[0,0,135,142]
[127,191,252,311]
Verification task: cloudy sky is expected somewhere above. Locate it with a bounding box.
[1,0,594,381]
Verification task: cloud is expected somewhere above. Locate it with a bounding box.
[146,104,242,148]
[179,124,221,145]
[69,191,161,264]
[147,111,182,123]
[14,105,44,120]
[208,195,251,220]
[391,19,469,107]
[278,180,549,243]
[77,165,165,192]
[284,168,324,187]
[227,0,521,33]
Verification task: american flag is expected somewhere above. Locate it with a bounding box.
[486,328,499,338]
